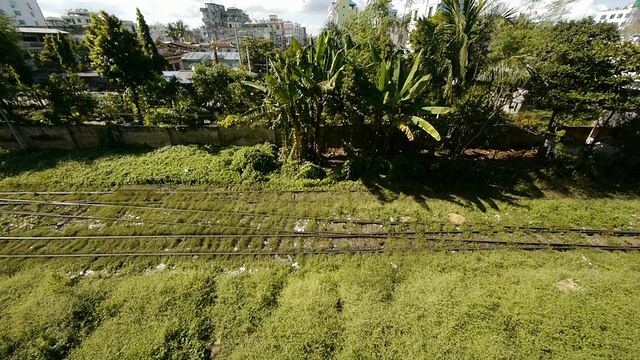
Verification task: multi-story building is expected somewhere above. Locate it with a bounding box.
[406,0,441,31]
[329,0,358,25]
[200,3,306,46]
[0,0,46,27]
[201,3,250,40]
[46,9,137,41]
[594,3,639,30]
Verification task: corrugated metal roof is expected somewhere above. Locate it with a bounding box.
[17,27,69,34]
[181,52,217,61]
[217,52,240,60]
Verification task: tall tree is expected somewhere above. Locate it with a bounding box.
[410,0,526,156]
[166,20,189,42]
[40,34,79,73]
[239,37,274,74]
[136,8,167,73]
[524,19,636,131]
[0,14,32,116]
[84,11,156,123]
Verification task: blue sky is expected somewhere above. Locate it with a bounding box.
[37,0,636,36]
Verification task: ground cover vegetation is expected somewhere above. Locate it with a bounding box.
[1,3,640,357]
[1,251,640,359]
[0,0,638,172]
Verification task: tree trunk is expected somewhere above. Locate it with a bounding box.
[130,86,143,125]
[547,109,559,133]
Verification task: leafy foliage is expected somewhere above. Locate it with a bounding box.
[31,74,95,125]
[240,37,275,74]
[40,34,79,73]
[136,8,167,73]
[524,19,639,131]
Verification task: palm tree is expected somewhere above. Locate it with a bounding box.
[166,20,189,42]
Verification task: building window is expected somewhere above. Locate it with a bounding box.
[35,21,39,26]
[428,6,434,16]
[9,0,16,8]
[617,13,623,18]
[30,12,34,17]
[18,20,25,25]
[14,10,21,16]
[27,3,32,9]
[0,9,4,14]
[626,13,631,18]
[610,14,615,19]
[600,15,606,20]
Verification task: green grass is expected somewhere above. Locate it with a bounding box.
[1,251,640,359]
[1,145,640,358]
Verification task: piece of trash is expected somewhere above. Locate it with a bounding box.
[495,215,502,222]
[390,262,397,270]
[156,263,166,271]
[556,278,582,292]
[581,254,587,262]
[226,266,246,277]
[275,254,292,263]
[294,219,310,233]
[291,262,299,270]
[448,213,466,225]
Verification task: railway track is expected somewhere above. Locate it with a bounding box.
[0,189,638,258]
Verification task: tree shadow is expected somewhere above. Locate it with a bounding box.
[0,146,157,178]
[354,150,636,212]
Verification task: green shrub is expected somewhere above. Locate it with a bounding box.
[229,143,280,178]
[282,161,326,180]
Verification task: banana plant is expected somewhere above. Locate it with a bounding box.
[371,47,449,154]
[244,33,345,161]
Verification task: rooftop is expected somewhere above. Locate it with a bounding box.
[17,28,69,35]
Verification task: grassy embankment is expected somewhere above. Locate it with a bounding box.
[0,145,639,359]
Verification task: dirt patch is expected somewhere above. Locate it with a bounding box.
[556,278,582,292]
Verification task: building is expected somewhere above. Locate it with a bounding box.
[200,2,307,46]
[201,3,250,40]
[0,0,46,27]
[46,9,137,41]
[329,0,358,25]
[406,0,442,31]
[17,27,68,55]
[594,3,640,30]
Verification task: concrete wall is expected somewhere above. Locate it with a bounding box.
[0,125,276,150]
[0,124,604,151]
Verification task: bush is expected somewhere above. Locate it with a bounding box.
[229,143,280,178]
[282,161,326,180]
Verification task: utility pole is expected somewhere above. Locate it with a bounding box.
[246,44,252,73]
[233,17,242,67]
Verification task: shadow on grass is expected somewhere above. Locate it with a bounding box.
[0,146,157,178]
[350,150,639,212]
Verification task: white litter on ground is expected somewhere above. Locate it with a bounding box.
[294,219,310,233]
